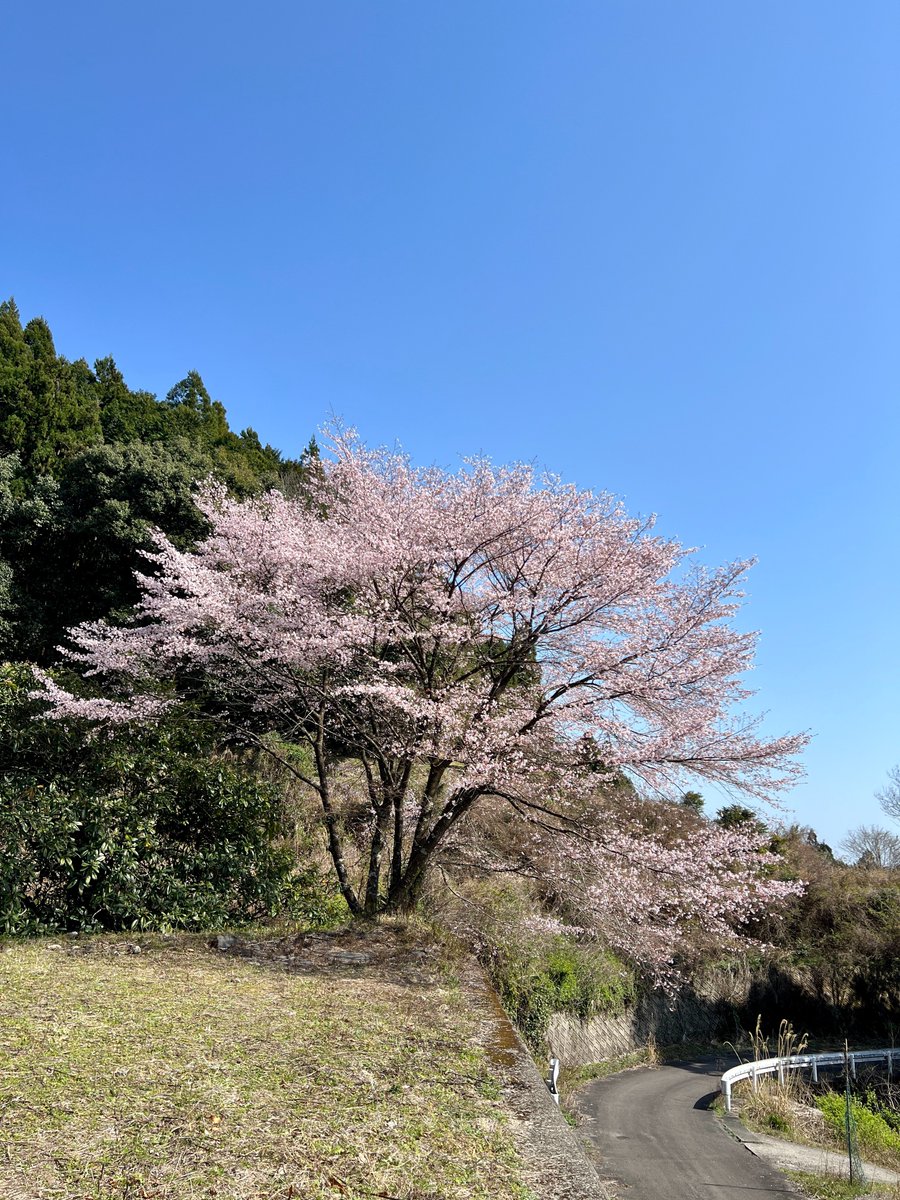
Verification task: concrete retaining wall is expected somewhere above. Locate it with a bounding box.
[548,982,735,1066]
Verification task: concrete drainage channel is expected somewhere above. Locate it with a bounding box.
[464,969,611,1200]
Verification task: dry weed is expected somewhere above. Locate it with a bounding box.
[0,933,534,1200]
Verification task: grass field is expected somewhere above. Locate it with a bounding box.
[0,933,533,1200]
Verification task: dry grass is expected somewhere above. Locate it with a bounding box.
[731,1018,813,1134]
[731,1020,900,1182]
[786,1169,898,1199]
[0,933,534,1200]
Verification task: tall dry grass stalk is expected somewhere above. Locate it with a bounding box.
[737,1017,814,1133]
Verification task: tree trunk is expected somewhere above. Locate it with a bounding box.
[364,801,392,915]
[314,709,361,915]
[384,787,480,912]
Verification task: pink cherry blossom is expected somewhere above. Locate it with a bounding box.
[33,427,808,967]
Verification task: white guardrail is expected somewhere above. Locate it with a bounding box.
[722,1048,900,1113]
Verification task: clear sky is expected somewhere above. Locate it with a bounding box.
[3,2,898,849]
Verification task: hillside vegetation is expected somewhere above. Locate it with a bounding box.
[1,299,898,1058]
[0,297,315,665]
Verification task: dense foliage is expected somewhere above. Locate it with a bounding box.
[0,664,324,933]
[0,298,313,664]
[817,1091,900,1159]
[0,302,330,934]
[739,827,900,1035]
[0,299,298,484]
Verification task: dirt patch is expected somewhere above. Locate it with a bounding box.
[214,922,443,988]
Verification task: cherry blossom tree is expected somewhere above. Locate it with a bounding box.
[34,430,807,971]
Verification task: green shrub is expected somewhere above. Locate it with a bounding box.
[817,1092,900,1157]
[461,879,635,1052]
[0,663,336,933]
[497,938,634,1052]
[865,1089,900,1134]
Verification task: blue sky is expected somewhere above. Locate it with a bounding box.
[4,2,898,848]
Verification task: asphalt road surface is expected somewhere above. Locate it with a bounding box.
[574,1057,797,1199]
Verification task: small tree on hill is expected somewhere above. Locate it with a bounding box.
[840,824,900,870]
[35,430,807,976]
[680,790,704,813]
[878,766,900,826]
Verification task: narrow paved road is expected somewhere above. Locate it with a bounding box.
[573,1057,796,1199]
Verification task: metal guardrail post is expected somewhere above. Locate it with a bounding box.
[547,1057,560,1105]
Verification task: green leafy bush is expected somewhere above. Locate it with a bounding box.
[495,938,633,1051]
[460,879,635,1051]
[0,664,337,934]
[817,1092,900,1157]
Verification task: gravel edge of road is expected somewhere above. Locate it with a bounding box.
[722,1111,900,1185]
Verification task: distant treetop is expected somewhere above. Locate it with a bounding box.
[0,298,306,487]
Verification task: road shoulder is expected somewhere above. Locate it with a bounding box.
[722,1112,900,1185]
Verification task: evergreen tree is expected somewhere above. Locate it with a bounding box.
[0,443,212,664]
[0,312,102,473]
[0,299,314,663]
[95,356,162,443]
